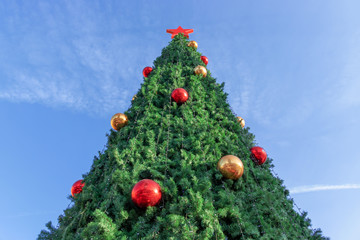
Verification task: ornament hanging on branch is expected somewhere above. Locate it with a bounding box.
[250,146,267,165]
[217,155,244,180]
[237,116,245,128]
[194,65,207,78]
[71,180,85,197]
[143,67,153,78]
[132,94,137,101]
[201,56,208,65]
[111,113,129,131]
[171,88,189,104]
[187,40,198,49]
[131,179,162,208]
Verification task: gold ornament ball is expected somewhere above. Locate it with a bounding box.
[237,116,245,128]
[217,155,244,180]
[194,65,207,78]
[187,40,198,49]
[132,94,137,101]
[111,113,129,131]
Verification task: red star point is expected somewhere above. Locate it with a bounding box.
[166,26,194,39]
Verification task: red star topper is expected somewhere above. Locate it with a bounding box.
[166,26,194,39]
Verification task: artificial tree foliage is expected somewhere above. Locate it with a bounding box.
[39,34,328,240]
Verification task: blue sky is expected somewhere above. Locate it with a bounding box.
[0,1,359,239]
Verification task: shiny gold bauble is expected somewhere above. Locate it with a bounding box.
[111,113,129,131]
[132,94,137,101]
[237,116,245,128]
[194,65,207,78]
[187,40,198,49]
[217,155,244,180]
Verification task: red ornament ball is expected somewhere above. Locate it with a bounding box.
[143,67,153,78]
[200,56,208,65]
[131,179,162,208]
[171,88,189,104]
[71,180,85,197]
[250,146,267,165]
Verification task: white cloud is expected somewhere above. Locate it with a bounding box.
[0,1,160,116]
[0,66,131,115]
[0,73,85,108]
[330,32,360,109]
[290,184,360,194]
[228,62,253,117]
[337,63,360,108]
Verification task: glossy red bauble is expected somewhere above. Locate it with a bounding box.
[250,146,267,165]
[71,180,85,197]
[171,88,189,104]
[131,179,162,208]
[200,56,208,65]
[143,67,153,78]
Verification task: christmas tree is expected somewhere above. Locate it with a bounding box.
[39,27,328,240]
